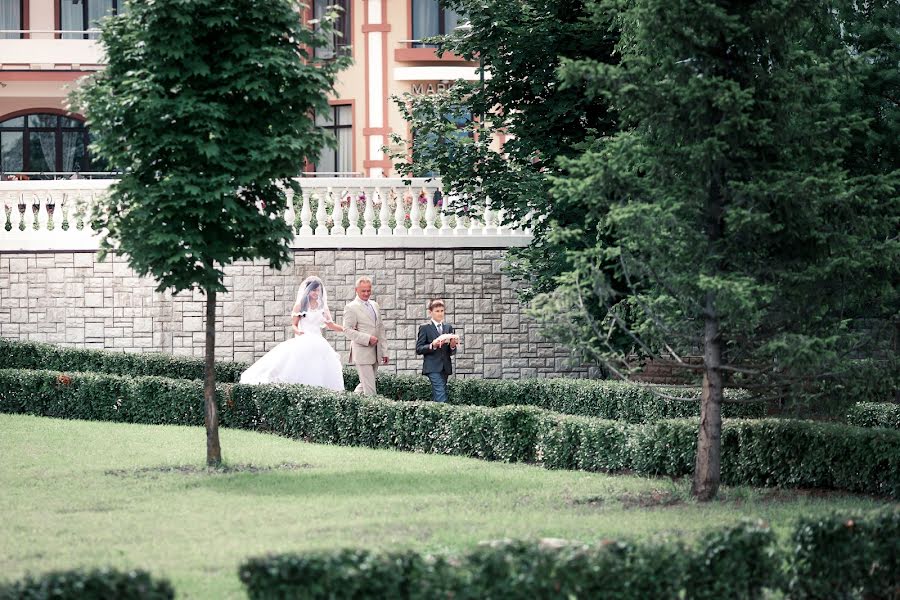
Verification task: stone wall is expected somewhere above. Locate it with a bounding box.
[0,249,593,379]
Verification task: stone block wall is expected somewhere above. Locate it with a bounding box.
[0,249,594,379]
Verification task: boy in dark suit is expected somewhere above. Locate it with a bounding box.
[415,299,459,402]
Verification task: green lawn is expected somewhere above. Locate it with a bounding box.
[1,414,894,598]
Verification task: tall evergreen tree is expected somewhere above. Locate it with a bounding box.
[74,0,349,466]
[531,0,899,499]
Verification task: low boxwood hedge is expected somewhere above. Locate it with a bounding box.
[349,370,764,423]
[786,508,900,599]
[2,368,898,497]
[1,337,764,423]
[847,402,900,429]
[0,337,247,383]
[0,568,173,600]
[239,522,778,600]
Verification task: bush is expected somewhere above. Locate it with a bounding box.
[786,508,900,599]
[0,337,764,423]
[0,568,173,600]
[0,337,247,383]
[239,522,777,600]
[395,375,765,423]
[847,402,900,429]
[446,377,763,423]
[2,369,898,496]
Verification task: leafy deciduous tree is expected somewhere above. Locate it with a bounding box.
[74,0,349,466]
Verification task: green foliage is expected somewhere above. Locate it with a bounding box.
[847,402,900,430]
[240,522,778,599]
[0,568,173,600]
[0,337,247,382]
[72,0,349,293]
[3,368,898,496]
[389,0,620,307]
[444,377,763,422]
[786,509,900,599]
[531,0,900,394]
[0,338,763,422]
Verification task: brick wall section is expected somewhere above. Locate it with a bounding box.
[0,250,595,379]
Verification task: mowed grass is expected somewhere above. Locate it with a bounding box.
[1,415,895,598]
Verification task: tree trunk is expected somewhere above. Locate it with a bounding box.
[693,298,724,501]
[204,289,222,467]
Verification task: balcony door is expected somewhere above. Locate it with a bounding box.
[1,112,95,176]
[0,0,23,39]
[60,0,126,39]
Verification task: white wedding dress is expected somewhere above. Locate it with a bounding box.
[239,309,344,390]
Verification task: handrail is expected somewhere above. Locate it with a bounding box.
[0,178,532,251]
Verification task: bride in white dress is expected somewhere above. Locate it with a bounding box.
[239,276,345,390]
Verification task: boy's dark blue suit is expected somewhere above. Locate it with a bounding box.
[416,321,456,402]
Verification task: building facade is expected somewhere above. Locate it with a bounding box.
[0,0,479,178]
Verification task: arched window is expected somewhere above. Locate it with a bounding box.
[0,113,96,176]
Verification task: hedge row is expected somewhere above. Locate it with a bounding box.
[0,337,247,383]
[240,522,777,600]
[241,510,900,600]
[5,511,896,599]
[0,568,173,600]
[0,338,763,423]
[2,368,898,496]
[353,370,765,423]
[787,509,900,599]
[847,402,900,429]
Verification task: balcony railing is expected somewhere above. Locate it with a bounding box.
[0,34,103,68]
[0,178,531,251]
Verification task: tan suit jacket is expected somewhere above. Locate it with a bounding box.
[342,298,387,365]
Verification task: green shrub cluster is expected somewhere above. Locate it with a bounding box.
[1,337,763,423]
[847,402,900,429]
[0,568,173,600]
[239,522,778,600]
[786,509,900,599]
[3,368,898,496]
[354,369,765,423]
[0,337,247,383]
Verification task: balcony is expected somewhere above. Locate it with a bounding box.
[394,40,472,64]
[0,32,104,71]
[0,178,531,251]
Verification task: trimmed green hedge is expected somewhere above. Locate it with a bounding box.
[239,522,778,600]
[351,370,765,423]
[0,337,247,383]
[786,509,900,599]
[3,368,898,497]
[847,402,900,429]
[0,568,173,600]
[0,337,763,423]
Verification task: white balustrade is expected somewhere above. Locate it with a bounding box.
[298,190,313,236]
[283,187,296,233]
[346,189,361,236]
[408,189,423,236]
[392,190,406,236]
[0,178,531,251]
[330,188,345,236]
[362,192,376,236]
[376,189,391,237]
[314,190,328,236]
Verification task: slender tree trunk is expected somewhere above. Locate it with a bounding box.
[693,291,723,501]
[204,289,222,467]
[693,160,725,501]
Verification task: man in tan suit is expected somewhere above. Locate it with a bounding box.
[342,276,388,395]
